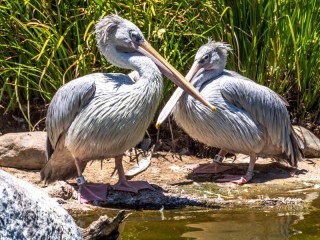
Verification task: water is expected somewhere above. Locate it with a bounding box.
[75,191,320,239]
[118,208,318,240]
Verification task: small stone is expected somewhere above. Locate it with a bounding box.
[44,181,74,200]
[168,165,181,172]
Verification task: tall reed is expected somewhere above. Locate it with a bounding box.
[0,0,319,129]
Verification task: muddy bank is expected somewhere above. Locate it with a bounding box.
[1,152,319,215]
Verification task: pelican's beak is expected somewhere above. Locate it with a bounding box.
[137,41,215,113]
[185,61,204,82]
[155,87,184,128]
[155,61,213,128]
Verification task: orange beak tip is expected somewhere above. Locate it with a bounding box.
[155,122,160,129]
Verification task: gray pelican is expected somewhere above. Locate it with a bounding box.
[41,15,215,202]
[156,39,303,184]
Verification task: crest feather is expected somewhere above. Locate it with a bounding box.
[207,38,232,55]
[95,14,124,48]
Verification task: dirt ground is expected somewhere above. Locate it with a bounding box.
[1,107,320,213]
[1,150,320,213]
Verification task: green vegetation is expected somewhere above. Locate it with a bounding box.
[1,0,319,129]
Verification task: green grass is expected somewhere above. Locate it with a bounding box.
[0,0,319,129]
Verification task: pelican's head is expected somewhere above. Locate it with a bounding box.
[155,39,230,128]
[95,14,145,68]
[186,39,232,82]
[95,14,215,111]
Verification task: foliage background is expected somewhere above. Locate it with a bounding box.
[0,0,319,130]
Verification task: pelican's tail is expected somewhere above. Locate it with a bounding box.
[288,126,304,167]
[40,145,87,184]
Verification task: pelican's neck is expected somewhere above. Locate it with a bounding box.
[102,45,162,84]
[128,55,162,84]
[192,67,224,89]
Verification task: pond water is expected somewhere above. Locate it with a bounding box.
[119,206,320,239]
[75,191,320,239]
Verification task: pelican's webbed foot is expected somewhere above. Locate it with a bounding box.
[77,176,108,203]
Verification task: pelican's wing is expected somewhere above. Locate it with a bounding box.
[45,72,135,160]
[220,77,294,159]
[46,76,96,160]
[108,72,135,85]
[224,70,252,81]
[224,70,289,106]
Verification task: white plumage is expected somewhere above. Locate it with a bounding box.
[41,15,214,196]
[157,39,303,184]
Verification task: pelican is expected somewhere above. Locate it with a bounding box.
[156,39,303,184]
[40,15,215,202]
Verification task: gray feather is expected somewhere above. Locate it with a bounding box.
[41,15,164,183]
[42,71,162,182]
[46,75,96,154]
[172,40,303,166]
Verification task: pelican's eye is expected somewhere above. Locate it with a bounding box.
[199,54,210,64]
[130,30,142,43]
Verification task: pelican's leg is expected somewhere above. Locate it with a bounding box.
[113,155,154,193]
[213,149,228,164]
[185,149,230,174]
[128,148,139,164]
[74,157,108,203]
[216,154,256,185]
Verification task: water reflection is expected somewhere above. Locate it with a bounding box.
[290,191,320,240]
[119,209,300,240]
[119,191,320,240]
[182,211,295,240]
[72,191,320,239]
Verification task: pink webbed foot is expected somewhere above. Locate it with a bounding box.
[185,163,232,174]
[112,180,155,193]
[216,171,254,185]
[78,181,108,204]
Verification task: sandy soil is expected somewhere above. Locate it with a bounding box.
[1,150,320,212]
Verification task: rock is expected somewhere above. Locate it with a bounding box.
[0,132,46,169]
[0,169,82,239]
[293,126,320,158]
[80,210,126,240]
[43,181,75,200]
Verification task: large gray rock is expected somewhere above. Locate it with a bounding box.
[294,126,320,157]
[0,132,46,169]
[0,169,82,239]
